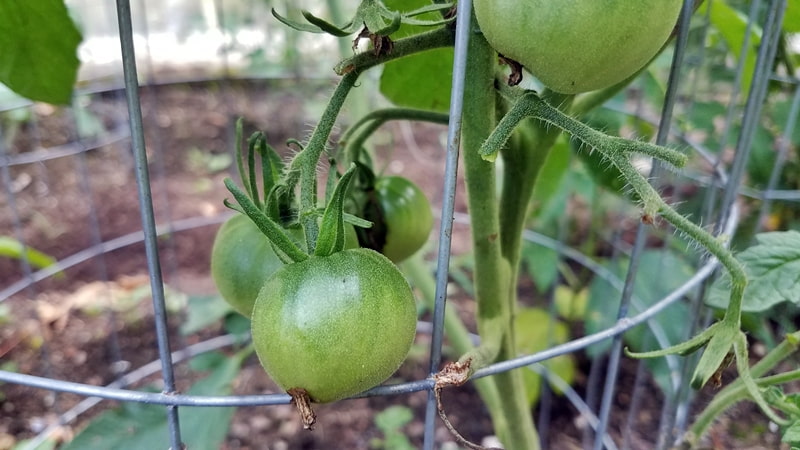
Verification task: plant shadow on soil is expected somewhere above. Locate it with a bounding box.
[0,80,784,449]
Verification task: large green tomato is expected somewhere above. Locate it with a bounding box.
[251,248,417,403]
[474,0,683,94]
[210,214,358,318]
[359,176,434,263]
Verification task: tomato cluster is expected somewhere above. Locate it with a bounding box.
[210,138,428,405]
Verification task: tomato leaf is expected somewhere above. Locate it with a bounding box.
[701,0,760,96]
[514,307,576,406]
[586,249,693,394]
[380,48,453,112]
[315,164,358,257]
[782,420,800,445]
[706,231,800,312]
[530,134,571,213]
[783,0,800,33]
[180,295,234,335]
[521,242,559,293]
[0,0,82,104]
[62,350,247,450]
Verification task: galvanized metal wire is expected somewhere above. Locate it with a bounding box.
[0,0,797,449]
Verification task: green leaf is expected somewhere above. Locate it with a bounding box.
[0,0,82,104]
[530,134,571,213]
[585,249,693,394]
[383,0,445,38]
[701,0,760,96]
[521,242,559,293]
[62,350,247,450]
[784,0,800,33]
[706,231,800,312]
[554,286,588,322]
[379,48,453,112]
[514,307,576,406]
[180,295,234,335]
[374,405,413,433]
[0,236,58,270]
[783,421,800,445]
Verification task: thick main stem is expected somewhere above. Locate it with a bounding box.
[461,22,540,450]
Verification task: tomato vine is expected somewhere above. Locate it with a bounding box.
[213,1,788,448]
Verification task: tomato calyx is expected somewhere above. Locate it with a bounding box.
[223,121,371,261]
[498,54,524,87]
[272,0,454,52]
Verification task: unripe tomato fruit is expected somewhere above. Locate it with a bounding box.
[210,214,359,317]
[474,0,683,94]
[251,248,417,403]
[360,176,434,263]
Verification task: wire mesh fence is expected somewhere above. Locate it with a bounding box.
[1,0,798,449]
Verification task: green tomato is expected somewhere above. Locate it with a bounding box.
[210,214,359,317]
[474,0,683,94]
[251,248,417,403]
[359,176,434,263]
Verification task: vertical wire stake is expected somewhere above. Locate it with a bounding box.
[592,0,695,448]
[115,0,183,448]
[422,2,473,450]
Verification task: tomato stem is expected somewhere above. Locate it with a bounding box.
[458,17,541,450]
[340,108,449,166]
[288,27,456,253]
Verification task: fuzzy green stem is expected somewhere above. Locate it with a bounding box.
[399,255,506,415]
[461,22,539,450]
[334,26,455,75]
[341,108,449,165]
[289,71,358,252]
[289,27,456,252]
[482,93,688,168]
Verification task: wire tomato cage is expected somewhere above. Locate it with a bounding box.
[1,0,797,449]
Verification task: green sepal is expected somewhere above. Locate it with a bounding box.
[223,178,308,263]
[302,10,359,37]
[314,164,359,257]
[270,9,344,34]
[246,133,261,209]
[690,322,738,389]
[271,0,454,39]
[344,213,372,230]
[256,135,285,203]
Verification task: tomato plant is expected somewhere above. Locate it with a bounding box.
[473,0,683,93]
[250,248,417,403]
[357,176,433,263]
[213,1,790,447]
